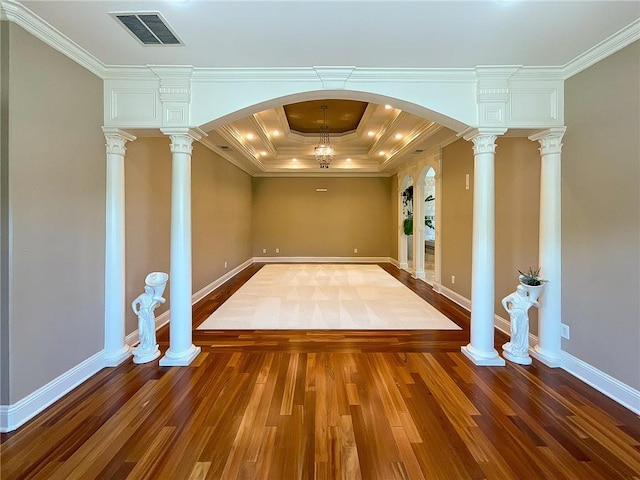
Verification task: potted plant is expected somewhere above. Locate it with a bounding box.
[518,267,546,302]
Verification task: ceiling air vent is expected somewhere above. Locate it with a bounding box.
[112,12,184,46]
[218,146,232,151]
[413,149,425,154]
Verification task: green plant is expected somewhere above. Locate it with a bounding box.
[403,216,413,235]
[518,267,545,286]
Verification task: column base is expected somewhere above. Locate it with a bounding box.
[399,262,409,270]
[103,345,132,367]
[529,344,562,368]
[461,344,506,366]
[159,344,201,367]
[414,269,426,280]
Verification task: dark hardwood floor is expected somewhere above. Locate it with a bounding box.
[2,263,639,479]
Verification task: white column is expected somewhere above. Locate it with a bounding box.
[159,129,203,367]
[529,127,566,368]
[413,171,426,280]
[398,182,409,270]
[461,128,506,366]
[102,128,136,366]
[433,152,443,291]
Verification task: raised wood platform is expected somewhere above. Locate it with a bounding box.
[2,263,639,479]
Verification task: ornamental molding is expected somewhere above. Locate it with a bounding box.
[0,0,105,78]
[313,66,356,89]
[563,18,640,79]
[161,127,207,155]
[529,127,566,155]
[102,127,136,155]
[459,127,507,155]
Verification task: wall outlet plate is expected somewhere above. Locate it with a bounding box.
[561,323,570,339]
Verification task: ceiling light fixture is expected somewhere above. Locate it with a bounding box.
[314,105,334,169]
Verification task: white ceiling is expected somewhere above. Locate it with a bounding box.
[18,1,640,68]
[10,0,640,175]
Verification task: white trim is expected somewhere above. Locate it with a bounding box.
[0,0,106,78]
[253,256,392,264]
[437,284,471,311]
[563,19,640,79]
[561,351,640,415]
[388,257,400,268]
[0,351,105,433]
[439,285,640,415]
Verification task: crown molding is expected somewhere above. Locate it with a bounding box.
[199,136,258,176]
[563,18,640,79]
[191,67,319,82]
[0,0,106,78]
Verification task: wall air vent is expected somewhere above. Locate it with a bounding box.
[111,12,184,46]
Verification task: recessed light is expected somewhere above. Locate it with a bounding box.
[368,131,375,137]
[384,104,392,110]
[346,158,352,162]
[260,151,267,156]
[292,158,298,162]
[246,133,254,140]
[395,133,403,140]
[379,151,385,156]
[272,130,280,136]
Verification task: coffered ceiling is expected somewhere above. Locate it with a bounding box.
[205,100,457,175]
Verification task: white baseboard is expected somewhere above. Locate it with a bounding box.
[1,259,255,433]
[253,256,393,264]
[561,351,640,415]
[0,350,105,433]
[437,284,640,414]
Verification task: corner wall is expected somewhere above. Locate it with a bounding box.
[440,137,540,327]
[124,138,253,334]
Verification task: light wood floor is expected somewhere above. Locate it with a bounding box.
[1,263,639,479]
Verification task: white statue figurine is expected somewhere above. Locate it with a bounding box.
[131,272,168,364]
[502,284,539,365]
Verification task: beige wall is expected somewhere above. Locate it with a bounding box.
[0,21,9,404]
[390,175,399,260]
[441,137,540,326]
[191,142,252,292]
[8,24,105,402]
[124,138,253,333]
[252,177,392,258]
[563,41,640,389]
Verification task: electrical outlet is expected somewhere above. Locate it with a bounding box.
[275,248,279,254]
[561,323,570,339]
[262,248,266,254]
[354,248,358,254]
[224,261,228,268]
[451,275,455,284]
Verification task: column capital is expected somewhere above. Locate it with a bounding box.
[102,128,136,156]
[460,127,507,155]
[529,127,567,156]
[161,127,208,155]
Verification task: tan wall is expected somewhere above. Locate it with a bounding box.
[191,142,252,292]
[252,177,392,258]
[124,138,253,333]
[0,21,10,404]
[8,24,105,402]
[390,175,399,260]
[441,137,540,327]
[563,41,640,389]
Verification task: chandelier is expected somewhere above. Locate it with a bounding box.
[314,105,334,169]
